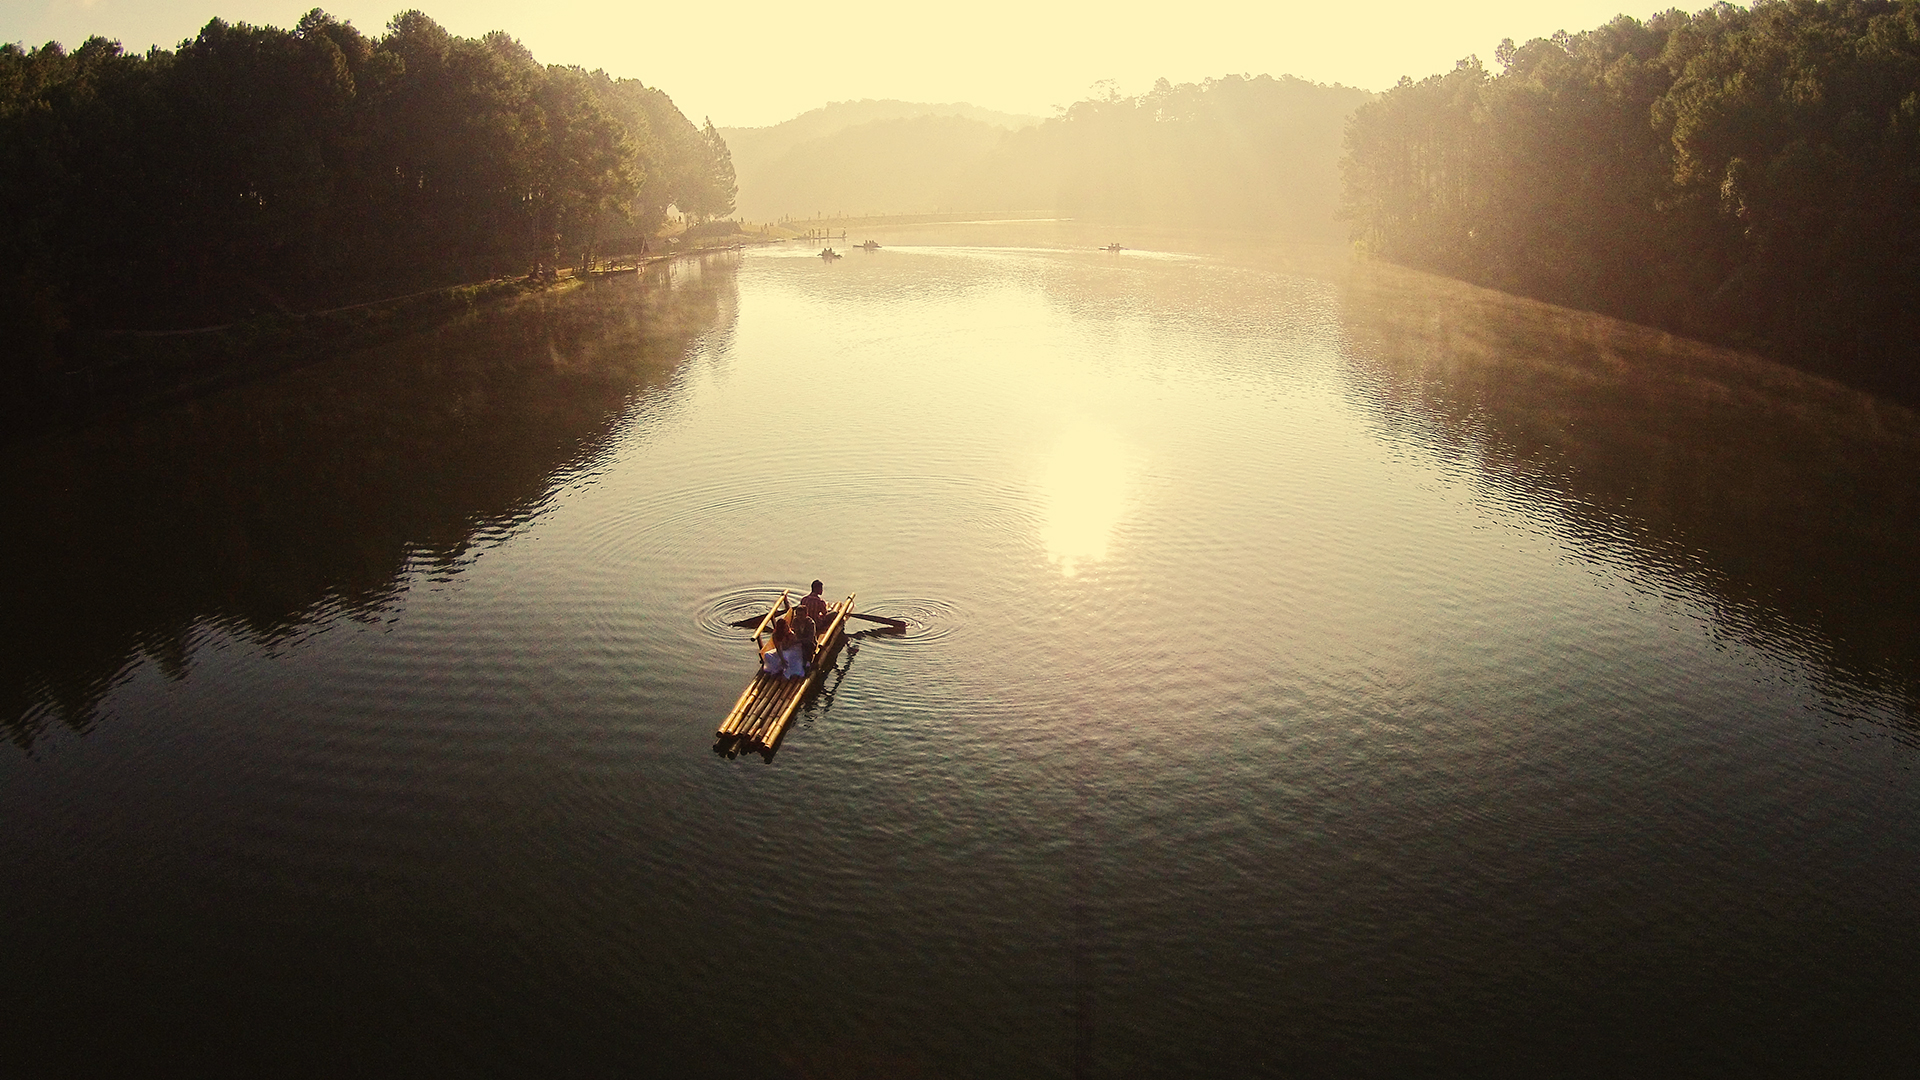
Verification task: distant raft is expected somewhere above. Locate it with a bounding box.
[715,592,854,759]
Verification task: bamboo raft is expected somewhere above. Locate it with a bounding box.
[715,591,855,758]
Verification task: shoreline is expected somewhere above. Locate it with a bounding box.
[6,241,763,446]
[769,210,1056,233]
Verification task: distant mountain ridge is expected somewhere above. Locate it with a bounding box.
[733,114,1009,220]
[720,99,1041,221]
[720,77,1370,237]
[719,98,1039,160]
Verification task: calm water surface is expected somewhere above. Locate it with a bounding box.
[7,224,1920,1075]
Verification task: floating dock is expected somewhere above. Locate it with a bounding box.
[715,592,854,758]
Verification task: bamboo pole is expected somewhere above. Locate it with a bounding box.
[808,596,852,670]
[751,591,791,651]
[722,666,782,736]
[742,668,791,743]
[718,681,758,736]
[719,671,779,737]
[740,685,774,742]
[760,682,807,749]
[747,679,798,746]
[721,681,764,736]
[744,672,794,736]
[747,675,795,746]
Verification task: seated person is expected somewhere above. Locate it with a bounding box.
[778,612,807,680]
[791,608,817,671]
[798,580,831,625]
[763,615,795,676]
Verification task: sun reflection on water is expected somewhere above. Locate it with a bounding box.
[1038,420,1134,576]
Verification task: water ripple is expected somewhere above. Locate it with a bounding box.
[692,589,963,646]
[695,586,792,640]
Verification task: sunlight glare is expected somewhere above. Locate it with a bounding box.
[1038,420,1134,577]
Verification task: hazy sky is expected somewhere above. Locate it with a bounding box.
[7,0,1656,126]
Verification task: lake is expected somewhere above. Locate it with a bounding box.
[6,222,1919,1076]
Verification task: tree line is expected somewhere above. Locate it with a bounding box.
[715,76,1367,237]
[0,8,734,394]
[976,74,1370,238]
[1342,0,1920,401]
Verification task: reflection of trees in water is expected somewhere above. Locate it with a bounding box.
[2,259,739,750]
[1336,259,1920,719]
[863,237,1918,719]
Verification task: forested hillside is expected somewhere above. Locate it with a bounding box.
[728,76,1369,236]
[721,99,1037,221]
[0,8,734,395]
[971,75,1370,237]
[733,114,1011,219]
[1342,0,1920,401]
[720,98,1037,165]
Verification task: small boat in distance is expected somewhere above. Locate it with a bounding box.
[1104,242,1125,252]
[857,239,880,250]
[820,247,842,260]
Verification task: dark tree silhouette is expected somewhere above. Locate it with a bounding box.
[1342,0,1920,402]
[0,8,735,401]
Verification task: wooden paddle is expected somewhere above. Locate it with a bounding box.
[727,612,906,632]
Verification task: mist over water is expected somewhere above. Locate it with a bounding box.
[6,225,1918,1075]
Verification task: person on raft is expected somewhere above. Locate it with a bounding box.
[798,580,830,625]
[782,609,813,679]
[789,606,817,677]
[796,581,831,671]
[762,613,801,679]
[760,583,830,681]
